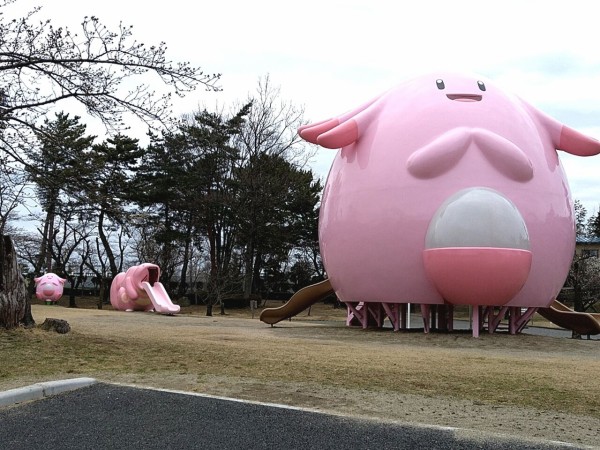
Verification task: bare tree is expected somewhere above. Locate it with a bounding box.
[0,1,220,328]
[565,254,600,313]
[233,76,318,300]
[236,75,311,164]
[0,167,30,235]
[0,1,220,165]
[0,235,28,328]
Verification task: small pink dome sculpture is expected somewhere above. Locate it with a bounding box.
[34,273,66,303]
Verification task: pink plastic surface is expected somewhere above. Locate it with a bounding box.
[110,263,180,314]
[301,73,600,308]
[34,273,66,302]
[423,248,532,306]
[141,281,181,314]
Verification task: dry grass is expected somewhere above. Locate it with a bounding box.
[2,297,600,446]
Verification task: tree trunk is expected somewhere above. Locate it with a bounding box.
[68,275,77,308]
[23,274,37,327]
[573,288,584,312]
[38,201,55,274]
[177,229,192,299]
[0,235,31,329]
[68,292,77,307]
[97,208,118,278]
[243,238,255,300]
[44,206,56,272]
[40,318,70,334]
[98,281,105,310]
[251,251,262,296]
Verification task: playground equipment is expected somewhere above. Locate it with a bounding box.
[537,300,600,337]
[110,263,180,314]
[260,280,334,325]
[260,72,600,337]
[34,273,66,304]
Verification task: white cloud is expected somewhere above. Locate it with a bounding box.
[5,0,600,213]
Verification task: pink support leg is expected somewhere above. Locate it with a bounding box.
[382,303,400,331]
[421,304,431,333]
[370,303,384,327]
[472,306,480,338]
[346,302,366,327]
[509,307,537,334]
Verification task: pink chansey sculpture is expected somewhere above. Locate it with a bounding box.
[298,72,600,335]
[110,263,180,314]
[34,273,66,303]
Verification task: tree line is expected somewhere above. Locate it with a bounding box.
[0,2,322,328]
[3,79,324,315]
[567,200,600,313]
[1,2,598,330]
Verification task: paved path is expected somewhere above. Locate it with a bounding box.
[0,383,582,449]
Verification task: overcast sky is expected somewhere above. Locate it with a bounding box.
[8,0,600,215]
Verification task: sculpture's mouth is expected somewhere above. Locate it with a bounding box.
[446,94,482,102]
[423,188,532,306]
[147,266,160,285]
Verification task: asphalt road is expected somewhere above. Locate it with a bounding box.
[0,383,581,449]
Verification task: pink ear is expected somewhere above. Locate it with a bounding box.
[317,119,359,149]
[298,118,336,134]
[298,94,383,149]
[558,125,600,156]
[299,118,340,144]
[524,100,600,157]
[34,277,41,283]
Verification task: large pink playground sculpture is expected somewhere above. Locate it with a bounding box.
[110,263,180,314]
[261,72,600,336]
[34,273,66,304]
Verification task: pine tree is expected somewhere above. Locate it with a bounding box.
[27,112,95,273]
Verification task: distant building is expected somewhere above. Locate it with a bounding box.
[576,235,600,258]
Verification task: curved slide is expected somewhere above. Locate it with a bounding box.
[260,279,334,325]
[141,281,181,314]
[537,300,600,335]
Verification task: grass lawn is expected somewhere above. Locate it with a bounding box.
[1,297,599,446]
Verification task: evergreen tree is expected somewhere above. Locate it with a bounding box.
[79,135,144,281]
[587,210,600,238]
[27,112,95,273]
[180,104,252,315]
[233,77,317,299]
[574,199,587,236]
[133,131,196,292]
[235,152,322,297]
[0,4,219,329]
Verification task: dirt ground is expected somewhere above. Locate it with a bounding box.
[4,300,600,448]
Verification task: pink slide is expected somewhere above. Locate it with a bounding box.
[141,281,181,314]
[110,263,180,315]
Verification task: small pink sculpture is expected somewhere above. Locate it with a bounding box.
[300,72,600,312]
[34,273,66,303]
[110,263,180,314]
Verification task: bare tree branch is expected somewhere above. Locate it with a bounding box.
[0,4,221,165]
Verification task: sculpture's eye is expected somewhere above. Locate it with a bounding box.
[477,80,486,91]
[436,79,445,90]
